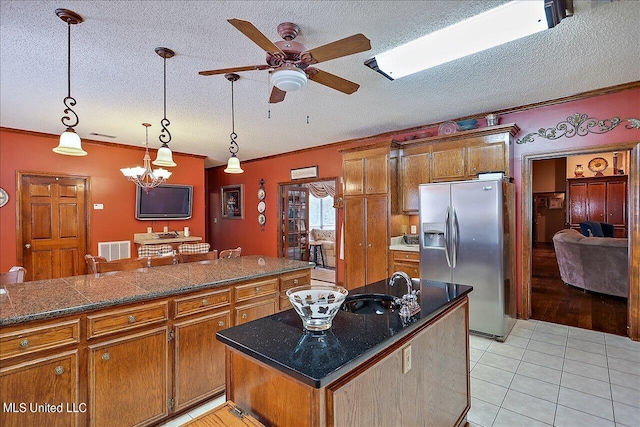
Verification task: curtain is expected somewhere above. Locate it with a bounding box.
[308,182,336,198]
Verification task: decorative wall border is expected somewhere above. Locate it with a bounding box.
[516,112,640,144]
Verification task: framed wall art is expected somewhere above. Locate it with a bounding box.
[221,184,244,219]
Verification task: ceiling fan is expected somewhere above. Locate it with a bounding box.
[199,19,371,103]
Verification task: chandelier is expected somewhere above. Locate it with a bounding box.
[121,123,171,192]
[52,9,86,156]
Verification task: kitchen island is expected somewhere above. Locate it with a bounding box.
[0,256,312,427]
[218,279,473,427]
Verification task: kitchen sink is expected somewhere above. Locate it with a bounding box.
[341,294,400,315]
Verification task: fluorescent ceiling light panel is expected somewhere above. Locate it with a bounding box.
[373,1,549,79]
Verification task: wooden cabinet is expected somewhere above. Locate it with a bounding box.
[234,277,278,324]
[399,124,518,213]
[343,147,392,196]
[567,175,628,237]
[282,186,309,260]
[279,270,311,311]
[88,327,169,427]
[1,350,80,427]
[390,250,420,279]
[174,310,230,411]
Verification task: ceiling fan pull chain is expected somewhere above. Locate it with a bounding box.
[306,115,310,125]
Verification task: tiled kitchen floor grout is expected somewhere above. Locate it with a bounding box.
[160,319,640,427]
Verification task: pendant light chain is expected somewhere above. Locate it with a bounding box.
[159,53,171,145]
[61,17,79,129]
[229,77,239,155]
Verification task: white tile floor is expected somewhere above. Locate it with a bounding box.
[160,319,640,427]
[468,319,640,427]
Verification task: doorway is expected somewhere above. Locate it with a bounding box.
[522,144,638,338]
[17,172,91,281]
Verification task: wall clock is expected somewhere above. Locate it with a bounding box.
[0,188,8,208]
[588,157,608,176]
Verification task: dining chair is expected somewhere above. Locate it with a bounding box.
[1,266,27,285]
[94,258,147,274]
[218,247,242,259]
[137,244,173,258]
[178,250,218,263]
[85,254,107,274]
[147,255,178,267]
[177,243,211,254]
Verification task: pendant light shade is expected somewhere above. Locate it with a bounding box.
[152,47,177,167]
[53,127,86,156]
[53,9,86,156]
[223,73,244,174]
[224,153,244,174]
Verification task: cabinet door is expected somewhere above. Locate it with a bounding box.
[235,299,277,325]
[568,182,587,225]
[401,152,430,212]
[1,351,79,427]
[344,197,366,289]
[88,327,168,427]
[366,196,388,284]
[174,311,230,411]
[606,180,627,226]
[587,182,606,222]
[364,155,388,194]
[393,261,420,279]
[467,143,504,177]
[343,159,364,195]
[431,147,465,181]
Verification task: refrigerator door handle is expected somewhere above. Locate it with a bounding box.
[444,206,452,268]
[452,208,459,268]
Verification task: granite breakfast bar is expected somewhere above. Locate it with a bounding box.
[0,256,312,427]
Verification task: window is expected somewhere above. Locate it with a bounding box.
[309,195,335,230]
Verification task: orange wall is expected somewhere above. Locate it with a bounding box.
[0,129,205,271]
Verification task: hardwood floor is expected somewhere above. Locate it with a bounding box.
[530,243,628,336]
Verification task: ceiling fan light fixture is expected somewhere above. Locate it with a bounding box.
[271,67,307,92]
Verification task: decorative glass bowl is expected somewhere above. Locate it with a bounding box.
[286,285,348,331]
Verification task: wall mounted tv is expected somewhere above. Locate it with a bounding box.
[135,184,193,220]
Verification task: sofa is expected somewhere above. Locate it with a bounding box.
[552,229,628,298]
[309,229,336,268]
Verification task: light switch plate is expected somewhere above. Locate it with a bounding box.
[93,203,104,210]
[402,345,411,374]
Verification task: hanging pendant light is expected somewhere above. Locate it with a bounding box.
[53,9,86,156]
[121,123,171,192]
[224,73,244,174]
[152,47,177,167]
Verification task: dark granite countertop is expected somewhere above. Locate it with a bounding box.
[216,279,472,388]
[0,256,312,326]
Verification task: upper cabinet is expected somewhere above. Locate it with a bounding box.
[399,124,519,213]
[343,146,394,196]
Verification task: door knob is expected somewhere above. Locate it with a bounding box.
[24,243,31,249]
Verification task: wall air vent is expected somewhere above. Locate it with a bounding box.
[98,240,131,261]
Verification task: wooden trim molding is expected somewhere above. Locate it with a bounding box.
[521,142,639,341]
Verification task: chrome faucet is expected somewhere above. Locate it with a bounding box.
[389,271,413,295]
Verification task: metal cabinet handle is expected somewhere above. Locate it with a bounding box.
[102,352,111,361]
[202,299,209,306]
[128,315,136,323]
[293,279,299,284]
[19,339,29,348]
[218,320,224,327]
[55,366,65,375]
[405,255,409,259]
[24,243,31,249]
[255,287,261,293]
[241,313,247,319]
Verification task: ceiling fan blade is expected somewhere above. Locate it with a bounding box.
[198,64,272,76]
[269,86,286,104]
[306,68,360,94]
[302,34,371,64]
[228,18,285,55]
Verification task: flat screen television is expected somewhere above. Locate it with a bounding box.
[135,184,193,220]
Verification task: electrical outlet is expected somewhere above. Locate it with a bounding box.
[410,225,417,234]
[402,345,411,374]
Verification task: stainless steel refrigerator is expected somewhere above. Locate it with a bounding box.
[419,178,516,340]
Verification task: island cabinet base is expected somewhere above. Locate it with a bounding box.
[225,297,470,427]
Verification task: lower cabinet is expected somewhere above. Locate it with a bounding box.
[173,310,230,411]
[390,250,420,279]
[0,350,80,427]
[88,327,169,427]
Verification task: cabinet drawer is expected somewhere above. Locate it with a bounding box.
[235,299,276,325]
[235,278,278,303]
[279,295,292,311]
[280,271,310,292]
[392,251,419,262]
[87,301,168,339]
[174,288,232,319]
[394,262,420,279]
[0,320,80,360]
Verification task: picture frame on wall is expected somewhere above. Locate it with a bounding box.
[549,194,564,209]
[221,184,244,219]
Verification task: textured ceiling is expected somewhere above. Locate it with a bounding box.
[1,1,638,167]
